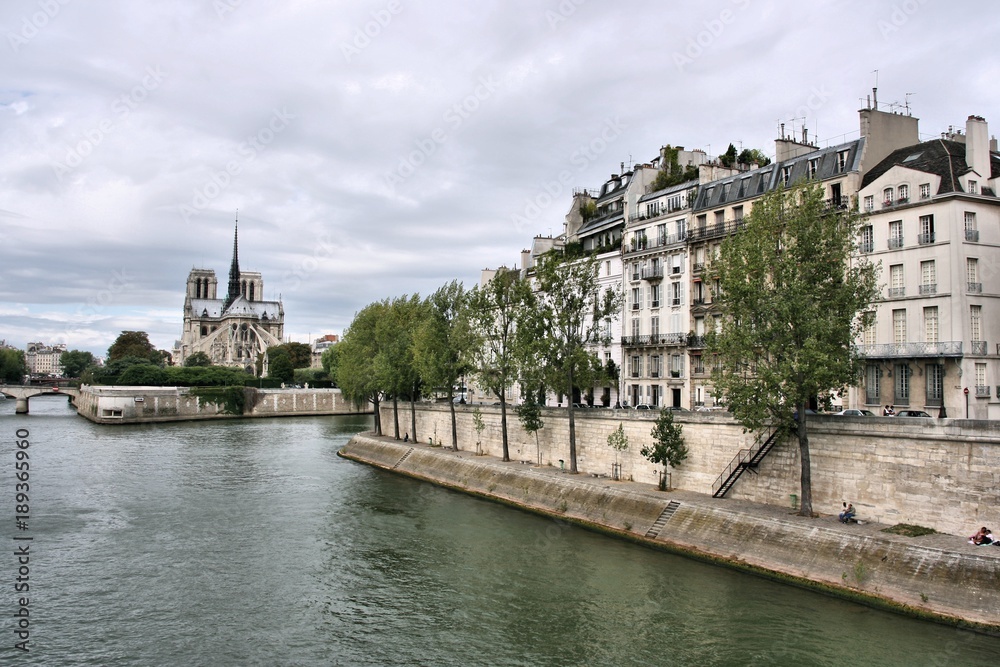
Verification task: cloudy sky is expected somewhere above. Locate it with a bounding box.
[2,0,999,356]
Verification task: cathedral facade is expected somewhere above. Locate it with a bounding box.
[174,225,284,373]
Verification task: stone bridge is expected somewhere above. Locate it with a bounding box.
[0,385,80,414]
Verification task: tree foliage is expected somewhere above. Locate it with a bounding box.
[59,349,95,378]
[268,342,312,369]
[414,281,472,448]
[641,409,688,490]
[337,301,389,435]
[183,351,212,367]
[320,344,340,382]
[515,395,544,464]
[107,331,159,363]
[738,147,771,168]
[533,253,623,473]
[376,294,428,440]
[267,348,295,383]
[467,270,535,461]
[0,348,27,383]
[719,143,738,168]
[706,182,878,515]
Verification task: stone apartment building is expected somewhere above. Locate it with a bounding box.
[25,341,66,376]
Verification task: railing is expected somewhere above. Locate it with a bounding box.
[966,229,980,242]
[692,365,706,375]
[968,282,982,293]
[918,232,936,245]
[621,333,688,347]
[687,219,744,242]
[888,237,904,249]
[827,196,850,210]
[692,298,707,306]
[859,241,874,253]
[971,341,988,355]
[976,385,991,398]
[623,231,687,255]
[641,266,663,280]
[919,284,936,295]
[712,426,781,498]
[687,335,706,349]
[856,341,963,358]
[631,272,640,282]
[888,286,905,298]
[693,262,705,272]
[631,302,640,310]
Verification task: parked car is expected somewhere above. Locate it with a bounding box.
[894,409,932,417]
[663,406,690,412]
[833,409,875,416]
[571,402,590,409]
[633,404,654,410]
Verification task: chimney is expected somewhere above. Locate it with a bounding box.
[966,115,990,181]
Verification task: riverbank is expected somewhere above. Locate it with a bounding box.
[75,385,371,423]
[340,433,1000,633]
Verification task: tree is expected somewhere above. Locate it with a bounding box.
[467,269,536,462]
[0,348,27,383]
[268,342,312,369]
[375,294,427,440]
[320,344,340,384]
[59,350,95,377]
[267,348,295,383]
[183,351,212,367]
[515,395,544,465]
[738,147,771,168]
[534,252,623,473]
[720,143,738,168]
[472,407,485,455]
[707,182,878,516]
[117,363,168,386]
[107,331,161,364]
[414,281,474,450]
[607,422,629,480]
[641,409,688,490]
[337,301,389,435]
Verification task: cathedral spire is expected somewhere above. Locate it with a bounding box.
[225,214,241,309]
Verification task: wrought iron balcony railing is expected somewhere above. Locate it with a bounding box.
[855,341,963,358]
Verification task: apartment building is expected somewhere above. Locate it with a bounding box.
[851,115,1000,418]
[25,341,66,376]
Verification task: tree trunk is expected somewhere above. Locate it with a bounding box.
[372,395,382,435]
[500,397,510,462]
[392,395,400,439]
[409,391,417,444]
[449,399,458,450]
[797,401,813,516]
[535,431,540,466]
[568,367,578,473]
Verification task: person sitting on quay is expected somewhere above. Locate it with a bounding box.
[839,502,856,523]
[969,527,994,545]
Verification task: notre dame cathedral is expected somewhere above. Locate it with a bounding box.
[174,223,284,373]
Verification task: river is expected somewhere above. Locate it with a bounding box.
[2,395,998,666]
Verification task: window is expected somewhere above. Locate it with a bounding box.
[918,215,935,244]
[670,253,683,275]
[714,210,725,227]
[967,258,981,293]
[863,312,877,346]
[631,287,641,310]
[865,363,881,404]
[650,284,661,308]
[976,363,988,396]
[897,184,909,202]
[883,187,894,205]
[894,363,911,405]
[892,309,906,345]
[676,218,686,240]
[808,158,818,177]
[969,180,978,194]
[926,364,944,406]
[670,281,684,307]
[630,355,641,378]
[971,305,982,342]
[919,183,931,199]
[605,260,611,276]
[965,212,978,241]
[924,307,938,343]
[889,220,903,249]
[650,355,661,378]
[864,195,874,212]
[631,262,640,282]
[733,205,744,222]
[889,264,904,298]
[860,225,874,253]
[919,260,936,295]
[656,223,666,245]
[631,318,640,338]
[781,166,792,186]
[651,316,660,336]
[837,150,849,172]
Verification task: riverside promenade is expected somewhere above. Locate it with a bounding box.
[340,433,1000,634]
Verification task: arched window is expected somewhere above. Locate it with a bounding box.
[248,282,255,301]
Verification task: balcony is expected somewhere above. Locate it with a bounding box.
[687,335,706,349]
[968,282,983,294]
[976,385,991,398]
[888,237,904,249]
[882,200,894,209]
[918,232,935,245]
[966,229,980,242]
[918,284,937,295]
[692,365,707,375]
[856,341,963,358]
[687,219,744,243]
[888,287,905,298]
[971,340,988,355]
[859,240,874,254]
[693,262,705,273]
[641,266,663,281]
[621,333,688,348]
[692,298,707,307]
[651,300,660,308]
[631,302,640,311]
[827,196,850,210]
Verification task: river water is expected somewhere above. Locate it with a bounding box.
[2,395,998,666]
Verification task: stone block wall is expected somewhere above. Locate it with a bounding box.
[380,403,1000,535]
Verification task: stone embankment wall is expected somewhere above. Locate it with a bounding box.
[76,386,370,424]
[382,403,1000,536]
[340,435,1000,631]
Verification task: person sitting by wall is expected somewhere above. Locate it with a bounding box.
[839,502,856,523]
[969,527,994,545]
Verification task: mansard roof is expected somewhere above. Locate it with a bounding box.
[860,138,1000,194]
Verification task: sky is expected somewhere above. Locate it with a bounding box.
[2,0,1000,357]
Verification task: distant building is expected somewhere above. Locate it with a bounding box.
[311,334,339,369]
[174,223,284,373]
[25,342,66,376]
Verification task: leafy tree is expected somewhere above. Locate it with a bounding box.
[472,407,486,454]
[414,281,473,449]
[337,301,389,435]
[268,342,312,369]
[267,348,295,383]
[533,253,623,473]
[107,331,159,363]
[720,143,738,168]
[737,147,771,168]
[0,348,27,383]
[467,269,536,461]
[320,344,340,383]
[183,351,212,367]
[607,422,629,480]
[707,182,878,516]
[515,395,544,465]
[59,350,95,378]
[376,294,427,440]
[641,409,688,490]
[117,363,168,386]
